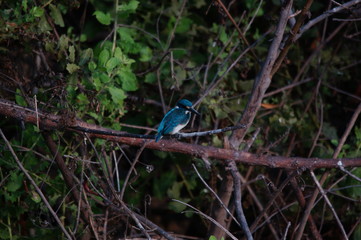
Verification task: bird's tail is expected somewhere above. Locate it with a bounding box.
[155,134,162,142]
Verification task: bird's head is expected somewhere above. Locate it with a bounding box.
[176,99,200,115]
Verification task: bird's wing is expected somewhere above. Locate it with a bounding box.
[157,108,174,134]
[162,109,190,134]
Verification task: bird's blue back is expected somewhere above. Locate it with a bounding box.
[156,108,191,142]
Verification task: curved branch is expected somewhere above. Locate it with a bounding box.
[0,99,360,169]
[295,0,361,41]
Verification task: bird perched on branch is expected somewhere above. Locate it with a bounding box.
[155,99,200,142]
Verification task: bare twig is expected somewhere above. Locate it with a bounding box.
[249,170,301,233]
[213,0,259,62]
[281,221,291,240]
[271,0,314,75]
[192,164,240,226]
[230,0,294,146]
[338,161,361,183]
[165,0,188,49]
[172,199,238,240]
[295,0,361,40]
[334,102,361,157]
[310,170,348,239]
[133,212,176,240]
[228,160,253,240]
[264,77,313,98]
[176,124,246,138]
[119,143,147,201]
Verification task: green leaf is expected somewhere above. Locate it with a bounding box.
[93,11,112,25]
[209,236,217,240]
[168,199,189,213]
[108,87,126,105]
[176,17,192,33]
[118,0,139,12]
[30,190,41,203]
[114,47,123,59]
[219,27,228,44]
[77,93,89,105]
[49,4,64,27]
[144,73,156,84]
[167,181,183,198]
[118,68,138,91]
[139,46,152,62]
[92,75,102,91]
[22,0,28,11]
[117,28,134,44]
[15,89,27,106]
[68,45,76,62]
[7,172,23,192]
[0,229,10,239]
[322,122,338,141]
[38,14,52,32]
[99,72,111,83]
[58,35,69,53]
[106,57,120,73]
[79,48,93,65]
[98,49,110,67]
[66,63,80,74]
[31,6,44,18]
[88,61,97,71]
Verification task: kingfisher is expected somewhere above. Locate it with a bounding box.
[155,99,200,142]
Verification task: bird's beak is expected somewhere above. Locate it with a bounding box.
[190,107,200,116]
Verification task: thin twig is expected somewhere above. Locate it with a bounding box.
[310,170,348,239]
[295,0,361,40]
[172,199,238,240]
[249,170,300,233]
[338,161,361,183]
[281,221,291,240]
[176,124,246,138]
[334,102,361,157]
[165,0,188,49]
[213,0,259,62]
[119,143,147,201]
[264,77,313,98]
[228,160,253,240]
[192,164,241,227]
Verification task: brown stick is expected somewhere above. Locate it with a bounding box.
[230,0,294,146]
[43,132,91,224]
[0,99,360,169]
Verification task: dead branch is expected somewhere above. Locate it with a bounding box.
[230,0,294,146]
[0,99,360,169]
[295,0,361,41]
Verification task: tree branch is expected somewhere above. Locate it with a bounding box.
[230,0,294,146]
[0,99,360,169]
[295,0,361,41]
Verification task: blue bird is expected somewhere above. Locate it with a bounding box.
[155,99,200,142]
